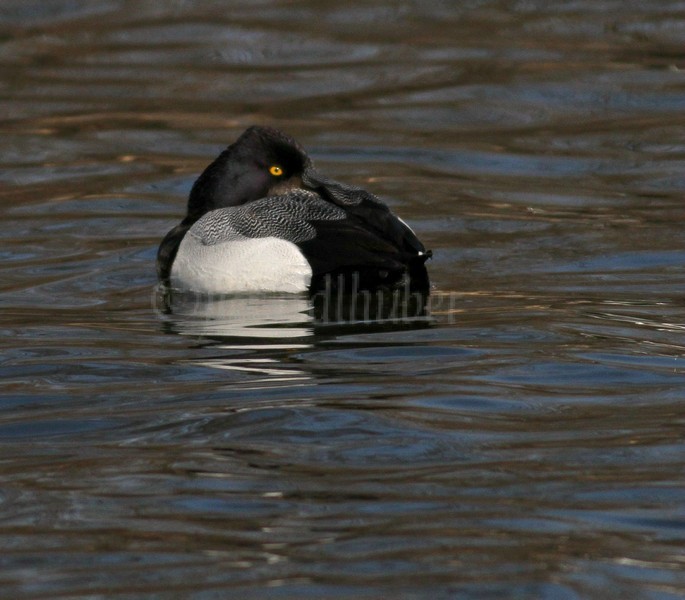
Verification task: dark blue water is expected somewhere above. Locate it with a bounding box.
[1,1,684,598]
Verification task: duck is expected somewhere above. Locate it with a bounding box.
[157,126,431,295]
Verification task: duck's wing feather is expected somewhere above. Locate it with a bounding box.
[190,190,346,245]
[302,166,428,257]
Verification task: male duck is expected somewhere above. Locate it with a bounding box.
[157,126,431,294]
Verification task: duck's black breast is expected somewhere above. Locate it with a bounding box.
[156,219,192,285]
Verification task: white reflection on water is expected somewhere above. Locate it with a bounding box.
[154,281,436,341]
[190,356,312,385]
[154,288,314,339]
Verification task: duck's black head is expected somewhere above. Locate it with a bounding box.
[185,126,310,223]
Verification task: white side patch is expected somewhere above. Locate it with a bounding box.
[171,233,312,294]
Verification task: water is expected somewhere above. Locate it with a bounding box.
[1,1,684,598]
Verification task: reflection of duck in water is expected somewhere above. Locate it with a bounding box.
[157,126,431,295]
[155,289,431,340]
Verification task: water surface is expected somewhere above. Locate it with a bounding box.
[1,1,684,598]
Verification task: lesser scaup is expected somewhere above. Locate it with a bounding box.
[157,126,431,294]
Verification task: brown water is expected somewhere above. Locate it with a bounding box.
[1,1,684,598]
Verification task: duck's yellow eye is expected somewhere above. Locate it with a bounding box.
[269,165,283,176]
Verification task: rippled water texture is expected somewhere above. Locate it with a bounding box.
[1,1,684,598]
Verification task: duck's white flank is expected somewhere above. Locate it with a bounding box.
[170,230,312,294]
